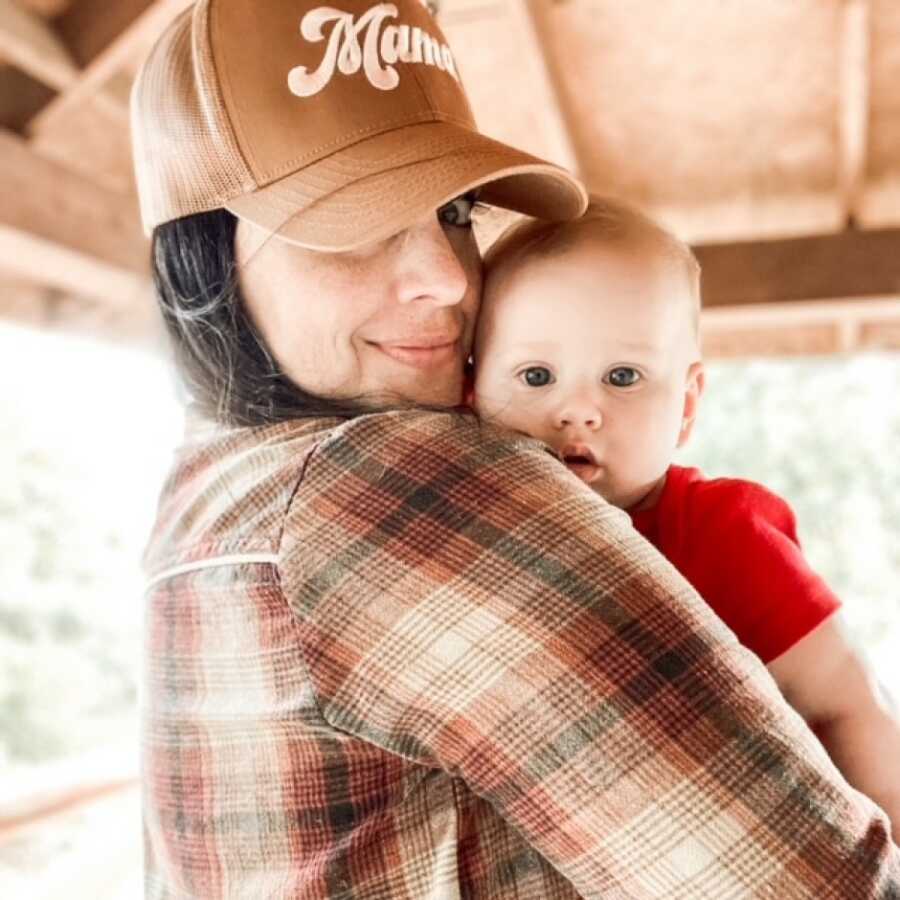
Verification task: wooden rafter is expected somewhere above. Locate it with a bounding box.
[838,0,870,223]
[0,129,149,305]
[28,0,192,135]
[695,225,900,357]
[694,228,900,308]
[502,0,582,174]
[701,296,900,358]
[17,0,72,16]
[55,0,155,69]
[0,62,55,131]
[0,742,138,843]
[0,778,138,841]
[29,74,136,193]
[0,0,78,90]
[436,0,581,172]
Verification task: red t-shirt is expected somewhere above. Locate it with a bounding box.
[628,465,841,664]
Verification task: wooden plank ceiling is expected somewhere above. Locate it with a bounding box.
[1,0,899,357]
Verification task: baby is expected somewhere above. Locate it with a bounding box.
[471,196,900,836]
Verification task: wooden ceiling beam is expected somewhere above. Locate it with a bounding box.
[701,296,900,358]
[0,268,160,346]
[16,0,73,16]
[0,0,78,90]
[694,228,900,307]
[0,226,148,308]
[29,80,137,193]
[0,63,54,131]
[54,0,156,69]
[502,0,582,174]
[696,223,900,356]
[0,129,149,306]
[838,0,870,224]
[0,778,138,842]
[27,0,192,135]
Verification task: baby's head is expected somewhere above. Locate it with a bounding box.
[473,196,704,511]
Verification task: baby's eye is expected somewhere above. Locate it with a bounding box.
[519,366,554,387]
[606,367,641,388]
[438,191,479,228]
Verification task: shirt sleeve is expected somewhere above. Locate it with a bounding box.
[680,478,842,664]
[279,409,899,898]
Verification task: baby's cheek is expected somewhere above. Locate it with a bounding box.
[503,404,546,439]
[637,399,685,463]
[470,392,498,423]
[473,388,531,431]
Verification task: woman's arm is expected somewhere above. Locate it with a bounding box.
[280,410,900,898]
[768,616,900,841]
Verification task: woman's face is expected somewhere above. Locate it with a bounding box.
[235,195,482,407]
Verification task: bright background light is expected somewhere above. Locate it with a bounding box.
[680,353,900,694]
[0,322,181,899]
[1,321,897,897]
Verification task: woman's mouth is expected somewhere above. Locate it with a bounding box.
[559,443,602,484]
[372,338,460,369]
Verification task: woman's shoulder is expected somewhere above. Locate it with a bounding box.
[313,408,553,467]
[144,413,342,575]
[290,407,616,532]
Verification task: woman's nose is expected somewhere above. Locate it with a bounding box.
[555,394,603,431]
[394,217,471,307]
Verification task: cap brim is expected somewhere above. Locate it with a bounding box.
[224,122,587,251]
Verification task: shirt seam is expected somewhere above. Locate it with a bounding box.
[144,552,280,591]
[275,439,334,734]
[274,443,438,765]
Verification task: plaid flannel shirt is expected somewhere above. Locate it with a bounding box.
[142,406,900,899]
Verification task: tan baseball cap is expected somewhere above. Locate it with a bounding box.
[130,0,587,251]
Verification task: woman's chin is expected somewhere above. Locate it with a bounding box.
[367,371,466,409]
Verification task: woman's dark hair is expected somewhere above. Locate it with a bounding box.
[151,208,372,427]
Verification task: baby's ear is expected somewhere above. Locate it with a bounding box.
[677,361,705,447]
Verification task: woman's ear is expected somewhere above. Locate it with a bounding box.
[677,361,705,447]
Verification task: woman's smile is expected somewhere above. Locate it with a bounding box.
[369,335,461,369]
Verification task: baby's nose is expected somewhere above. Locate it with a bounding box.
[555,402,603,431]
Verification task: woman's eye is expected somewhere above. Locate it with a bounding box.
[519,366,554,387]
[438,191,479,228]
[606,367,641,388]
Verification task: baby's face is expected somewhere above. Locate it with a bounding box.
[473,238,703,510]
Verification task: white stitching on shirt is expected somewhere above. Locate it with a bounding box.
[144,553,279,591]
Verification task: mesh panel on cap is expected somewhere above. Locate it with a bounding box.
[131,2,256,235]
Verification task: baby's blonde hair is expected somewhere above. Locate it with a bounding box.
[485,196,702,339]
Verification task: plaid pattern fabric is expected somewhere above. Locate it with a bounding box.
[143,407,900,899]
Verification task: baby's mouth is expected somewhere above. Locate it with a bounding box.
[559,443,602,484]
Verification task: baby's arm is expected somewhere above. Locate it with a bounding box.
[767,615,900,841]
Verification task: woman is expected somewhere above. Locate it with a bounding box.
[135,1,900,897]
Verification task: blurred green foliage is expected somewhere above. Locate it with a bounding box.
[680,354,900,672]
